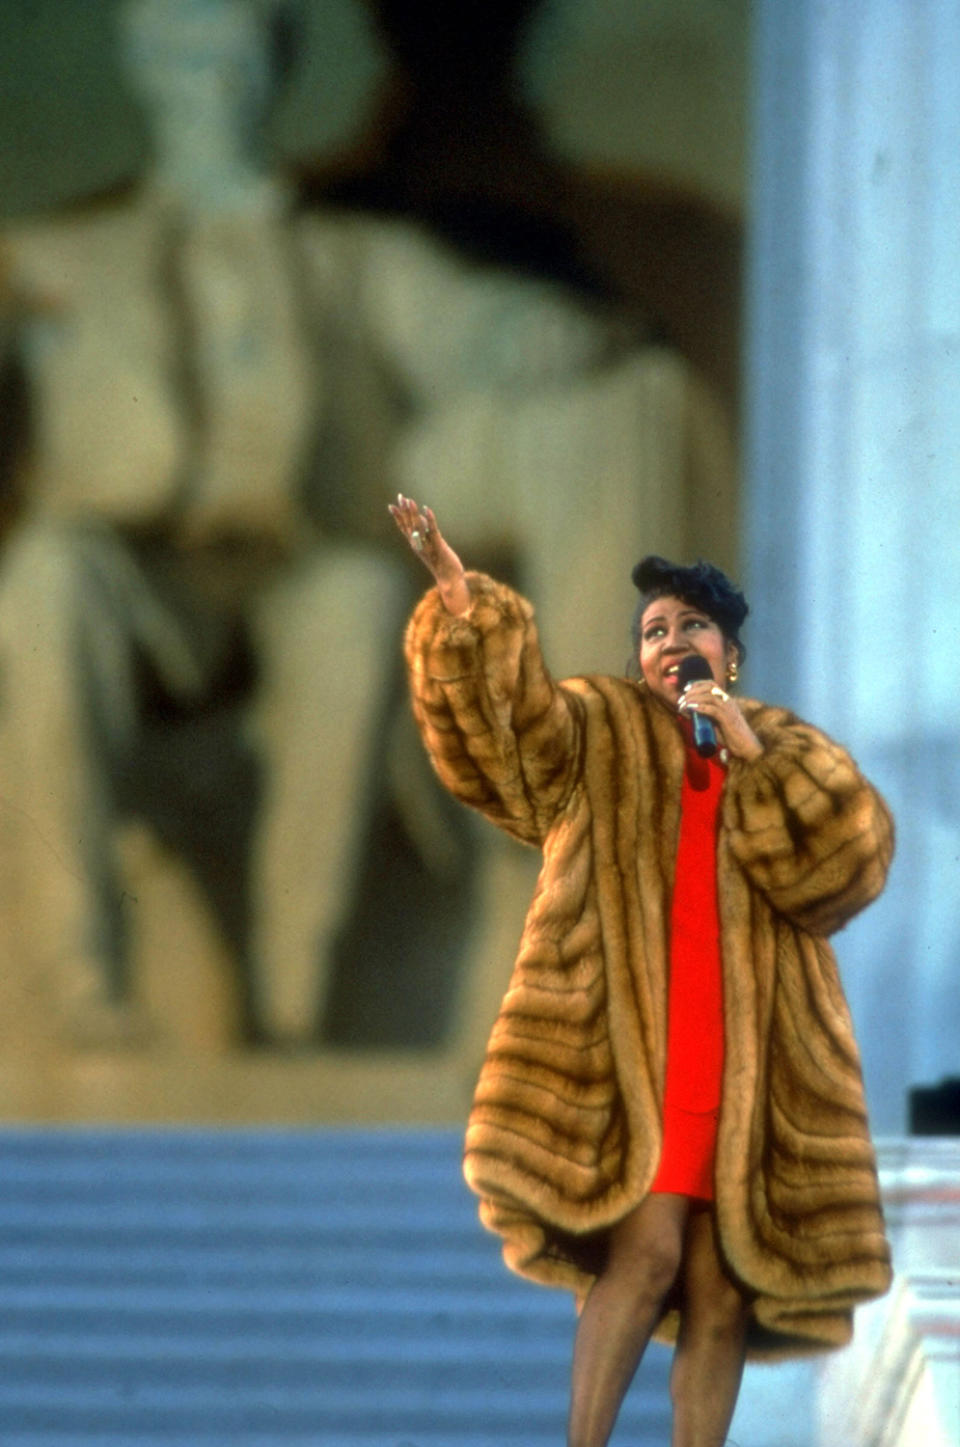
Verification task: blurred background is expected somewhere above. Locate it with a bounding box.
[0,0,748,1125]
[0,0,955,1169]
[1,0,955,1142]
[0,4,957,1445]
[0,0,957,1134]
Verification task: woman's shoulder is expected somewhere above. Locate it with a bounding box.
[739,697,843,748]
[735,699,875,794]
[739,697,794,727]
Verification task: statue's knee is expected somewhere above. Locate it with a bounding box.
[0,524,135,710]
[0,521,89,618]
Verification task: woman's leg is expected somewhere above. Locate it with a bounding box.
[567,1193,689,1447]
[669,1205,750,1447]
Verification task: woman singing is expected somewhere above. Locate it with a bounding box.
[390,495,893,1447]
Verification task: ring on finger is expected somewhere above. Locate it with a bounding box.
[710,686,729,702]
[411,529,424,551]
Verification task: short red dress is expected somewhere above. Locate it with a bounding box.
[648,732,727,1201]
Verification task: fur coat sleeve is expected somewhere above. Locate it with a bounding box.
[723,708,893,936]
[405,573,895,1361]
[404,570,584,845]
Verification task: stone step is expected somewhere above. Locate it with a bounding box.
[0,1127,671,1446]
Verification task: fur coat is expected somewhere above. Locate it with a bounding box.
[405,572,895,1359]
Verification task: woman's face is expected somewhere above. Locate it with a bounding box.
[637,594,736,709]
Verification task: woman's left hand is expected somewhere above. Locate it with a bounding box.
[678,681,764,761]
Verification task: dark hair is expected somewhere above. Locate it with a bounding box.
[630,555,749,664]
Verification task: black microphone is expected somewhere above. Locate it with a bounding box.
[677,655,717,758]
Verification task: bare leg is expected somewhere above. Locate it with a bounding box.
[670,1205,750,1447]
[567,1193,689,1447]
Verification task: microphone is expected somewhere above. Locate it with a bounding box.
[677,655,717,758]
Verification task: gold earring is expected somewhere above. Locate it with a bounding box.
[727,660,739,684]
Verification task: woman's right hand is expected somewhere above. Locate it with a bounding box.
[389,494,471,615]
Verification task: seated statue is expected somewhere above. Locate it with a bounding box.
[0,0,406,1050]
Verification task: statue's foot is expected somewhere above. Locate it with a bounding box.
[56,973,156,1051]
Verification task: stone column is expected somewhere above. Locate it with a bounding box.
[746,0,960,1132]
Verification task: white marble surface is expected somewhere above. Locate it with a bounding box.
[818,1139,960,1447]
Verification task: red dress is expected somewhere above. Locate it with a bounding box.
[648,734,726,1201]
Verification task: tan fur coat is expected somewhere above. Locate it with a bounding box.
[405,572,894,1359]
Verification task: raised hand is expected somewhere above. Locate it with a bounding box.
[389,494,470,615]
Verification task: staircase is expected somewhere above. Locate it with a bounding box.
[0,1127,672,1446]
